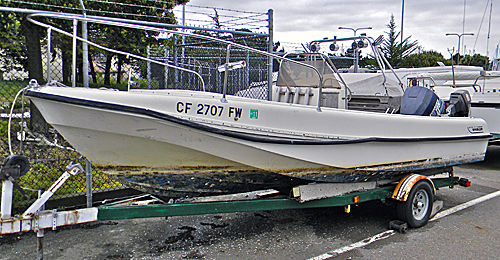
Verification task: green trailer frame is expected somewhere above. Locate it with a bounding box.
[98,176,460,221]
[0,169,465,235]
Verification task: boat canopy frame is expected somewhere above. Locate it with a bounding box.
[26,12,340,112]
[309,35,405,91]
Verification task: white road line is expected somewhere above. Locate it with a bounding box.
[307,189,500,260]
[431,189,500,221]
[307,230,396,260]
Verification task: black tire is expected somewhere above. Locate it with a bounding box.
[396,180,434,228]
[3,154,30,176]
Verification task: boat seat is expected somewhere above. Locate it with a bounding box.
[348,95,402,113]
[273,86,313,105]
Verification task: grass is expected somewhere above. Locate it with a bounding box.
[0,79,125,213]
[4,143,123,204]
[85,73,160,91]
[0,79,30,104]
[1,120,122,213]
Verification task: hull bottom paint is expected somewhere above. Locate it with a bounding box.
[105,166,454,198]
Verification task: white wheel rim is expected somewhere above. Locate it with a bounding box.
[412,189,429,221]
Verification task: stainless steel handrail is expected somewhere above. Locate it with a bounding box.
[27,12,324,109]
[474,72,500,93]
[27,14,206,91]
[309,36,405,92]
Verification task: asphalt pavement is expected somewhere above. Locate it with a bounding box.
[1,146,500,260]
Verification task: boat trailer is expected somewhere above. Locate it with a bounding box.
[0,156,471,250]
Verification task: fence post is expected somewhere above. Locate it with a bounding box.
[246,51,250,90]
[80,0,89,88]
[267,9,274,101]
[164,49,169,89]
[147,45,151,89]
[222,44,231,102]
[86,160,92,207]
[82,21,89,87]
[181,4,186,89]
[173,36,178,87]
[72,19,78,87]
[46,28,52,83]
[183,57,189,89]
[36,189,44,260]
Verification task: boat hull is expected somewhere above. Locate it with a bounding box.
[471,93,500,138]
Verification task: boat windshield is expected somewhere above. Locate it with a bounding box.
[277,59,342,89]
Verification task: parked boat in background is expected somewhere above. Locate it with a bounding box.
[388,65,484,87]
[410,69,500,140]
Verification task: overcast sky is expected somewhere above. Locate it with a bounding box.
[175,0,498,59]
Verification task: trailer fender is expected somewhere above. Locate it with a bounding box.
[392,174,436,202]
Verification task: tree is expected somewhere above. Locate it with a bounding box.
[209,8,222,37]
[1,0,84,83]
[0,12,26,80]
[380,14,419,68]
[0,0,189,85]
[401,50,447,68]
[460,54,490,69]
[85,0,188,86]
[0,8,45,82]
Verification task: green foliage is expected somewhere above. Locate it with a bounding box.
[87,73,152,90]
[0,0,189,85]
[0,121,11,137]
[0,79,30,103]
[379,14,419,68]
[13,159,122,206]
[401,50,448,68]
[460,54,490,69]
[359,54,378,68]
[0,10,27,73]
[361,15,454,69]
[83,0,187,86]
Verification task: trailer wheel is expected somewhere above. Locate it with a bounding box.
[3,154,30,177]
[396,180,433,228]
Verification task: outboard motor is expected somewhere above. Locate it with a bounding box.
[447,89,471,117]
[401,86,442,116]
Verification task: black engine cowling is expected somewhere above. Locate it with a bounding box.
[447,89,471,117]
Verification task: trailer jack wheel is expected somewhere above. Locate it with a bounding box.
[396,180,434,228]
[389,220,408,233]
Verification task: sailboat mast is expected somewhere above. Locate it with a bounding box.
[486,0,493,57]
[401,0,404,43]
[462,0,466,52]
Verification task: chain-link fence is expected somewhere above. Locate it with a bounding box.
[1,2,272,214]
[151,35,270,96]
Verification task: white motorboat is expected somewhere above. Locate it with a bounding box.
[388,65,484,87]
[24,15,490,198]
[27,81,490,195]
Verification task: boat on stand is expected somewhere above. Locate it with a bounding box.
[24,14,490,200]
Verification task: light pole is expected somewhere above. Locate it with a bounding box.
[446,32,474,64]
[339,26,372,72]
